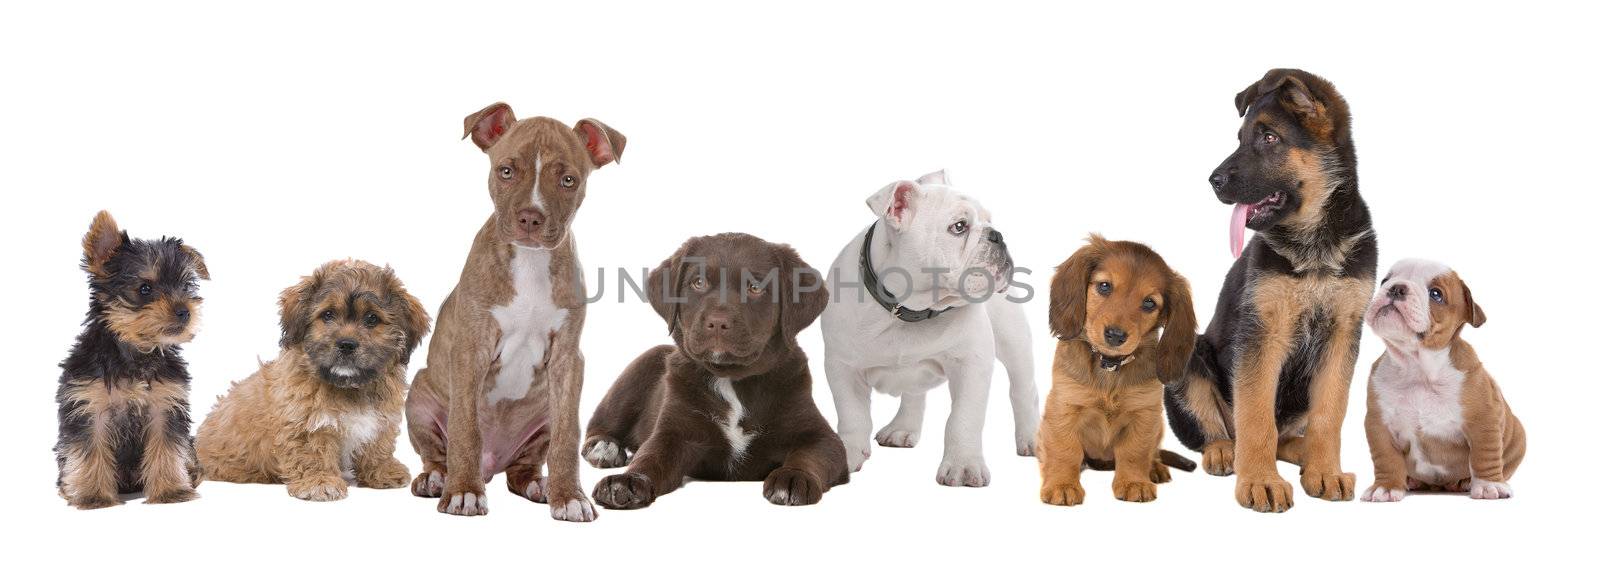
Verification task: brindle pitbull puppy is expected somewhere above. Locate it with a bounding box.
[404,103,624,520]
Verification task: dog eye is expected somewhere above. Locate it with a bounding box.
[1141,297,1157,312]
[689,276,708,292]
[364,312,380,327]
[949,220,968,236]
[1095,281,1112,296]
[1262,131,1279,144]
[138,283,152,297]
[1428,288,1444,303]
[561,175,576,188]
[321,310,335,323]
[746,280,765,296]
[498,166,514,180]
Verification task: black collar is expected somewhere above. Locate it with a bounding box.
[860,221,948,323]
[1095,352,1135,372]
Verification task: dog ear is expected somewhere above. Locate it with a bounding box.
[1274,74,1326,123]
[180,244,210,281]
[917,169,949,185]
[382,267,432,358]
[865,180,919,229]
[574,118,626,167]
[1153,271,1198,384]
[1048,237,1102,341]
[647,238,697,336]
[82,210,126,277]
[463,102,516,151]
[777,244,828,349]
[1460,278,1487,328]
[278,267,324,349]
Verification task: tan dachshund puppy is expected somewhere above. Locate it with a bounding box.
[197,260,430,501]
[1038,235,1197,506]
[1361,259,1525,502]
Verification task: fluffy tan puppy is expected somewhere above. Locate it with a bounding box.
[197,259,431,501]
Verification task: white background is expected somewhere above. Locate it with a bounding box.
[3,1,1594,558]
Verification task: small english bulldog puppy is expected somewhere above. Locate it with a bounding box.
[821,170,1039,487]
[1361,259,1526,502]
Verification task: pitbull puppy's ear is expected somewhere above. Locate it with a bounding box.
[278,267,326,349]
[917,169,949,186]
[776,245,828,349]
[1460,278,1487,328]
[1049,236,1104,341]
[82,210,126,278]
[647,238,698,337]
[463,102,516,151]
[865,180,919,229]
[574,118,626,167]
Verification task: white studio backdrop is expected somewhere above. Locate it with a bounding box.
[2,1,1593,559]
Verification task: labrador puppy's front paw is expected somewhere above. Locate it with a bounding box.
[438,491,488,516]
[1236,474,1295,513]
[1470,479,1512,500]
[411,470,443,497]
[593,472,655,510]
[1361,484,1406,502]
[1040,480,1085,506]
[935,456,991,487]
[1113,479,1158,503]
[288,476,348,502]
[1202,440,1235,476]
[582,436,629,469]
[1302,470,1356,501]
[764,467,824,506]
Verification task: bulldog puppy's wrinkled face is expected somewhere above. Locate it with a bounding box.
[1365,258,1486,351]
[278,260,432,389]
[462,103,626,249]
[865,170,1013,308]
[647,234,827,379]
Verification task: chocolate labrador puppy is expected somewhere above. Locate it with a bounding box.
[582,233,848,508]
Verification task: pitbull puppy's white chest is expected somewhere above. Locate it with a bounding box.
[711,378,756,461]
[488,248,569,404]
[1371,351,1466,478]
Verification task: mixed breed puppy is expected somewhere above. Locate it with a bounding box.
[54,69,1524,517]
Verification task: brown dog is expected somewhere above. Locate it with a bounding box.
[581,233,847,508]
[404,103,624,519]
[197,260,430,501]
[1038,235,1197,506]
[1360,259,1525,502]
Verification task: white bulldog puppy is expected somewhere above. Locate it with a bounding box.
[821,170,1040,487]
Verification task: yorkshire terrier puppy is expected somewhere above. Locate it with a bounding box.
[56,211,209,509]
[197,259,430,501]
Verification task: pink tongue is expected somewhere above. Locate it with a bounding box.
[1230,203,1252,259]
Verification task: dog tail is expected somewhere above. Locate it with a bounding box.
[1160,449,1198,472]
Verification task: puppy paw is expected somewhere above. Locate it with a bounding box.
[935,456,991,487]
[438,492,489,516]
[410,470,443,498]
[1015,433,1038,457]
[1361,484,1407,502]
[68,493,124,510]
[764,467,824,506]
[356,459,411,489]
[1113,479,1158,503]
[582,436,629,469]
[592,472,655,510]
[550,497,598,522]
[145,487,199,505]
[1150,463,1172,484]
[874,427,920,448]
[516,476,548,503]
[1235,474,1295,513]
[843,439,871,472]
[1470,479,1512,500]
[288,476,349,502]
[1301,470,1356,501]
[1040,481,1085,506]
[1202,440,1235,476]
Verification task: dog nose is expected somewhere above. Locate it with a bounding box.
[337,339,359,353]
[1388,284,1408,300]
[704,312,731,331]
[1209,168,1234,191]
[986,229,1004,245]
[172,306,190,324]
[516,208,545,233]
[1104,327,1127,347]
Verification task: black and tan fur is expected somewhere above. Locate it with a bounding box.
[1164,69,1378,512]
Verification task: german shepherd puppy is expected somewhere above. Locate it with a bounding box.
[1164,69,1378,513]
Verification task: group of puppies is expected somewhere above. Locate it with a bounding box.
[53,68,1524,518]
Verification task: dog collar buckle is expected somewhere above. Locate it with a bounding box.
[862,222,947,324]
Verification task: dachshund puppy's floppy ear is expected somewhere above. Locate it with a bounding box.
[463,102,515,152]
[278,267,325,349]
[1152,271,1198,384]
[777,244,828,349]
[574,118,626,167]
[647,238,698,337]
[1460,278,1487,329]
[381,266,433,358]
[82,210,126,277]
[1049,237,1104,341]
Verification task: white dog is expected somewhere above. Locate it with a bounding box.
[821,170,1040,487]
